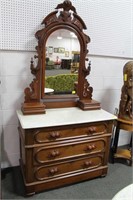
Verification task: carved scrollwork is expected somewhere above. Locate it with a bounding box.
[24,78,39,102]
[30,58,39,75]
[41,11,58,27]
[82,62,91,77]
[55,0,77,14]
[22,0,100,114]
[24,56,40,102]
[58,10,72,22]
[82,79,93,99]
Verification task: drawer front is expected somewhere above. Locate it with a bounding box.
[33,138,106,165]
[34,155,103,181]
[32,122,109,144]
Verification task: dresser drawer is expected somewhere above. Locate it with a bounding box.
[33,138,107,165]
[32,122,109,145]
[34,155,103,181]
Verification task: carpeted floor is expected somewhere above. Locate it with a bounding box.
[1,161,132,200]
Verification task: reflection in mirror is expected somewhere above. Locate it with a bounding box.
[45,29,80,95]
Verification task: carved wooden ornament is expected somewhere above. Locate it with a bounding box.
[118,61,133,122]
[21,0,100,114]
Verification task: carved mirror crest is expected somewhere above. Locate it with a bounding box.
[21,0,100,114]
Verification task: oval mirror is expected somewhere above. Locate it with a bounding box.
[44,29,80,96]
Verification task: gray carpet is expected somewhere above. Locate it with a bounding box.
[1,163,132,200]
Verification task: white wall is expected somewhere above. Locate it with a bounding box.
[0,50,132,167]
[1,0,132,58]
[0,51,34,168]
[88,56,132,147]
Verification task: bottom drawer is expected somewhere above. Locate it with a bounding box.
[34,155,103,181]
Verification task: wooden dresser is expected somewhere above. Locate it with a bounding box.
[17,107,116,195]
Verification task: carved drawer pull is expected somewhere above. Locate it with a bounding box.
[84,160,92,167]
[50,150,60,157]
[87,127,97,135]
[86,144,96,151]
[49,132,60,139]
[49,167,58,175]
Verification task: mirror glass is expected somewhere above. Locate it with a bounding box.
[44,29,80,95]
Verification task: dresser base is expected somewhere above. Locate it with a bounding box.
[17,108,116,196]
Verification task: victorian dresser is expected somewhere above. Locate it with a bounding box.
[17,107,116,195]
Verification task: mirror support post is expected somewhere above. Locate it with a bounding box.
[21,57,46,115]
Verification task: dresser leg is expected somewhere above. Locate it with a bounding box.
[24,186,35,197]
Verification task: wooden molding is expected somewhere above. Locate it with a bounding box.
[21,102,46,115]
[78,99,101,110]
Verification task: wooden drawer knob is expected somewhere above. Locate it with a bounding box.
[49,132,60,139]
[84,160,92,167]
[86,144,96,151]
[87,127,97,135]
[49,167,58,175]
[50,150,60,157]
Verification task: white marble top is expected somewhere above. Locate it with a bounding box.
[17,107,117,129]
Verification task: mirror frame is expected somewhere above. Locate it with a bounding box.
[21,0,100,114]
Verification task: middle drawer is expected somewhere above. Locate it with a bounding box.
[33,137,107,165]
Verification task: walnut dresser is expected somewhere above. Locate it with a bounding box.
[17,107,116,196]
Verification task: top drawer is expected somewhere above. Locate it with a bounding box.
[23,121,112,145]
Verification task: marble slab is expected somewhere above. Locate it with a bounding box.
[17,107,117,129]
